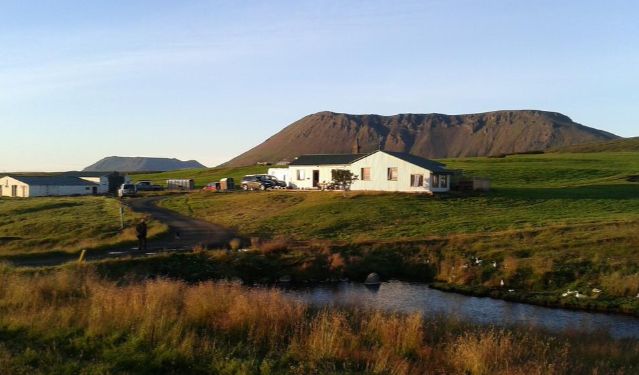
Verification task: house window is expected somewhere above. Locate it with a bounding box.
[361,168,371,181]
[296,170,305,181]
[387,167,398,181]
[432,174,448,188]
[440,174,448,188]
[410,174,423,187]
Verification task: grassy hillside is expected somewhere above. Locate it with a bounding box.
[160,151,639,301]
[0,196,166,257]
[549,137,639,153]
[162,152,639,241]
[130,165,271,188]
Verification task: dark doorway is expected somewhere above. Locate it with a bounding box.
[312,170,320,188]
[11,185,17,197]
[92,186,98,194]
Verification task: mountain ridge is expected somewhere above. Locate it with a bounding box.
[222,110,618,166]
[84,156,206,172]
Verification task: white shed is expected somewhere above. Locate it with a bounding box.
[61,171,123,194]
[288,151,452,193]
[0,176,99,197]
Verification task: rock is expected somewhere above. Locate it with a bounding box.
[364,273,381,285]
[279,275,292,283]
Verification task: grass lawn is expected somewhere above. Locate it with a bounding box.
[160,151,639,298]
[130,165,272,189]
[0,196,166,257]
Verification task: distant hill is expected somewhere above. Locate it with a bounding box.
[549,136,639,153]
[84,157,206,172]
[222,110,618,166]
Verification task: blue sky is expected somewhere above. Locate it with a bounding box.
[1,0,638,171]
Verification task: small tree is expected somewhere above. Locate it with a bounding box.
[331,169,358,197]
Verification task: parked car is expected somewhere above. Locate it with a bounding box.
[261,175,287,188]
[118,183,136,197]
[241,175,276,190]
[134,180,164,191]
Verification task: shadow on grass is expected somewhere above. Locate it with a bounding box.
[493,184,639,200]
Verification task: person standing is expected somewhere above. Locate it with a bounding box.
[136,219,148,250]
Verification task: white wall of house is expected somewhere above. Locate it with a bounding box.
[349,152,439,193]
[0,177,29,197]
[78,176,109,193]
[29,185,96,197]
[0,176,97,197]
[288,164,352,189]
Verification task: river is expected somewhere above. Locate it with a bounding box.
[280,280,639,340]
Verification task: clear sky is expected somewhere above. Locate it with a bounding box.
[1,0,638,171]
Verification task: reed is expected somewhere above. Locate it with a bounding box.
[0,266,637,374]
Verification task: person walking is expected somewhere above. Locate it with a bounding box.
[136,219,148,250]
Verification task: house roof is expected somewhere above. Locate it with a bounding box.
[61,171,119,178]
[379,151,453,174]
[289,154,369,166]
[289,150,453,174]
[7,176,99,186]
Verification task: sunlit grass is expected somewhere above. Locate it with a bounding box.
[0,265,636,374]
[0,196,167,256]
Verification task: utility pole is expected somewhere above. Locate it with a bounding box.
[120,206,124,229]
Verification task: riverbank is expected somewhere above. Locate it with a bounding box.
[430,282,639,316]
[1,263,637,374]
[33,244,639,318]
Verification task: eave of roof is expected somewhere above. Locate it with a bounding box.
[288,153,370,166]
[7,176,99,186]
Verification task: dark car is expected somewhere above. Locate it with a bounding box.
[258,174,287,188]
[241,175,276,191]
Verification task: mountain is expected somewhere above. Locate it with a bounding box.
[548,137,639,153]
[84,157,206,172]
[222,110,618,166]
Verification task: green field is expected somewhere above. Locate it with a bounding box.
[161,152,639,240]
[159,152,639,300]
[0,196,166,257]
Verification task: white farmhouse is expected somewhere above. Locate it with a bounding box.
[0,176,99,197]
[288,154,368,190]
[288,150,452,193]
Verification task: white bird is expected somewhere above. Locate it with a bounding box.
[575,292,586,299]
[500,279,505,287]
[493,261,498,268]
[592,288,601,293]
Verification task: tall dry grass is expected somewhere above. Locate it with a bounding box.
[0,266,637,374]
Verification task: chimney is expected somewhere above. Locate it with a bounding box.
[352,139,361,154]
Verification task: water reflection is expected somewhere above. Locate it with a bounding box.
[281,280,639,340]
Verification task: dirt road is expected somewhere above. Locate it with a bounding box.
[12,195,235,267]
[126,195,234,250]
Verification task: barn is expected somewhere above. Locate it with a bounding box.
[0,176,100,197]
[288,150,453,193]
[60,171,124,194]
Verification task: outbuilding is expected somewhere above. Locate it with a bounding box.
[288,150,453,193]
[0,176,99,197]
[60,171,124,194]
